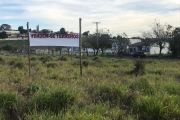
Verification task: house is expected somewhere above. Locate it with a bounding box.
[128,41,169,55]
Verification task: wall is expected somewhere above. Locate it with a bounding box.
[150,42,169,55]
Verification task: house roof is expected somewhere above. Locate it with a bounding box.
[129,42,144,47]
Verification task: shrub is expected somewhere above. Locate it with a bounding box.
[133,95,180,119]
[9,60,16,66]
[129,78,155,95]
[93,56,99,61]
[25,85,39,96]
[0,92,18,110]
[82,60,88,67]
[0,92,20,119]
[92,85,136,107]
[39,56,53,63]
[0,57,6,64]
[59,56,67,61]
[130,59,146,77]
[46,62,58,68]
[30,57,37,61]
[14,62,25,69]
[30,89,76,114]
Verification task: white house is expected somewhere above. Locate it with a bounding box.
[129,41,169,55]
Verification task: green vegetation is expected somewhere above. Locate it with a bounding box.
[0,40,28,48]
[0,54,180,119]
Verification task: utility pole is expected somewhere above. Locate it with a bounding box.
[92,22,101,47]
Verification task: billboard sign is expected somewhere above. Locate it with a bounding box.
[29,33,79,46]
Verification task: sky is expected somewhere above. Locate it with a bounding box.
[0,0,179,37]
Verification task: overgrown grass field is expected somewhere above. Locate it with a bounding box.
[0,54,180,120]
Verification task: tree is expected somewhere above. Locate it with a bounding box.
[86,30,112,55]
[169,27,180,57]
[0,24,11,30]
[82,31,90,56]
[32,29,37,33]
[99,34,111,55]
[18,26,24,34]
[0,32,8,39]
[116,33,130,55]
[55,46,64,55]
[150,20,173,58]
[41,29,50,34]
[141,31,153,52]
[60,28,67,34]
[82,31,89,36]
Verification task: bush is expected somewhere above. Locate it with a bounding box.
[92,85,136,107]
[9,60,16,66]
[0,92,18,110]
[25,85,39,96]
[46,62,58,68]
[93,56,99,61]
[0,57,5,64]
[131,59,146,77]
[59,56,67,61]
[30,89,76,114]
[14,62,25,69]
[0,92,20,119]
[2,45,13,51]
[30,57,37,61]
[133,95,180,119]
[82,60,88,67]
[129,78,155,95]
[40,56,53,63]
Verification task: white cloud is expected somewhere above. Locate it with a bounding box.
[0,0,179,37]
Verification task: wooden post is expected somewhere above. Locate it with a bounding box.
[27,22,31,78]
[79,18,82,76]
[71,47,73,60]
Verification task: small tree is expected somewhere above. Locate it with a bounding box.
[0,24,11,30]
[169,27,180,57]
[18,26,24,34]
[86,31,111,56]
[150,20,173,58]
[82,31,90,56]
[60,28,67,34]
[0,32,8,39]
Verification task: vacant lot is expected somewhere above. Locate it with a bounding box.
[0,55,180,120]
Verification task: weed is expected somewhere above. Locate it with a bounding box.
[130,59,146,77]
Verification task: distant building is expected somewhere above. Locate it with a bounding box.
[0,30,20,38]
[129,41,169,55]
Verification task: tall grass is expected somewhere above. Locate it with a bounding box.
[0,54,179,119]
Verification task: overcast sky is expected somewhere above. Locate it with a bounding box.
[0,0,179,37]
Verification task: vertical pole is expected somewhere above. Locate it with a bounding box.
[79,18,82,76]
[71,47,73,60]
[96,23,98,47]
[27,22,31,78]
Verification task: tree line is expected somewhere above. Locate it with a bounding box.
[0,20,180,57]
